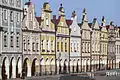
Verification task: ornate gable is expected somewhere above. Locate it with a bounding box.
[81,8,90,30]
[70,11,80,36]
[41,2,55,32]
[92,18,99,30]
[22,1,40,31]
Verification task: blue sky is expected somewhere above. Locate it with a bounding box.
[23,0,120,26]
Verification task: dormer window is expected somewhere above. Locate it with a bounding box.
[46,17,49,26]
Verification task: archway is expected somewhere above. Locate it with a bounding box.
[63,59,68,73]
[31,58,39,76]
[50,59,55,75]
[2,57,10,79]
[119,62,120,69]
[76,59,79,73]
[70,59,73,73]
[16,57,22,78]
[22,58,30,77]
[73,59,75,73]
[9,57,16,78]
[59,59,62,74]
[46,58,50,75]
[40,59,45,75]
[9,58,13,78]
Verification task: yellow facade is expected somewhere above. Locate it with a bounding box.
[40,2,56,74]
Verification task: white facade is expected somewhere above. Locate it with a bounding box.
[70,11,81,73]
[91,18,100,71]
[0,0,22,79]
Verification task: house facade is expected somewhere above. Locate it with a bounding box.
[91,18,100,71]
[69,11,81,73]
[55,4,70,74]
[115,27,120,69]
[39,2,56,75]
[100,17,108,70]
[22,1,41,77]
[80,8,92,72]
[0,0,22,79]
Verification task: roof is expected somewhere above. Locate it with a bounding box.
[25,2,32,5]
[66,20,73,27]
[88,23,92,28]
[36,17,42,25]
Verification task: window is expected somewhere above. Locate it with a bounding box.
[29,12,32,21]
[16,36,19,48]
[27,40,30,51]
[4,35,7,47]
[46,17,49,26]
[71,43,72,52]
[10,36,13,47]
[32,42,35,51]
[117,45,119,54]
[51,41,54,51]
[43,40,46,51]
[89,43,90,52]
[46,40,48,51]
[65,43,67,52]
[61,42,63,52]
[4,9,7,20]
[119,45,120,54]
[24,40,26,51]
[16,0,21,7]
[36,43,39,52]
[77,43,79,52]
[10,11,13,22]
[74,43,76,52]
[84,32,86,38]
[41,40,43,50]
[61,22,63,26]
[10,0,14,4]
[57,42,59,52]
[16,13,19,22]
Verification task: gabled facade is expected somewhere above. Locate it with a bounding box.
[80,8,92,72]
[115,27,120,69]
[100,16,108,70]
[69,11,81,73]
[91,18,100,71]
[22,1,41,77]
[39,2,56,75]
[107,22,116,69]
[55,4,70,74]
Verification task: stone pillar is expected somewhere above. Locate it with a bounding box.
[18,59,22,77]
[12,62,16,78]
[6,64,9,79]
[27,65,31,77]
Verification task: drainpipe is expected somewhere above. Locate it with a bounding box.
[69,28,71,74]
[80,29,82,72]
